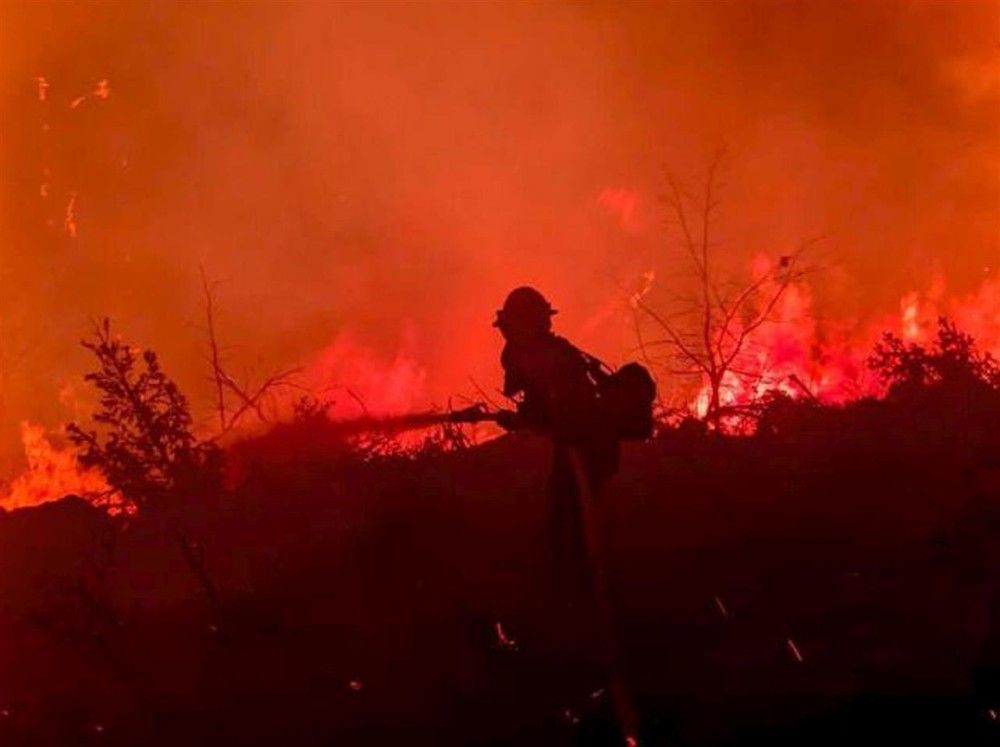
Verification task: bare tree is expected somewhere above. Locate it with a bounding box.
[199,267,303,436]
[633,151,820,424]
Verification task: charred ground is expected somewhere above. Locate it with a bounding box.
[0,322,998,746]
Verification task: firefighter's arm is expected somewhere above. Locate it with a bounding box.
[495,409,521,431]
[495,395,549,432]
[499,362,536,431]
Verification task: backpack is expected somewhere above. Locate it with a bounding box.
[577,350,657,440]
[600,362,657,440]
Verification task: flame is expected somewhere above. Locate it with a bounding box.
[945,274,1000,359]
[0,421,113,511]
[4,269,995,503]
[307,330,428,420]
[900,291,923,341]
[3,2,996,502]
[881,273,999,358]
[688,262,1000,423]
[93,78,110,100]
[64,192,78,238]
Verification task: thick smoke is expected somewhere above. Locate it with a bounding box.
[1,1,997,471]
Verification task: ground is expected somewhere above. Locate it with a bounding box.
[0,388,998,745]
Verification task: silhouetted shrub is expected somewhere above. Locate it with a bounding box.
[66,319,222,511]
[868,316,1000,396]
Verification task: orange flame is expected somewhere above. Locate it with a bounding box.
[308,330,428,420]
[0,422,113,511]
[689,263,1000,422]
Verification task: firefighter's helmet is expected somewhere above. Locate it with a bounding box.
[493,286,557,330]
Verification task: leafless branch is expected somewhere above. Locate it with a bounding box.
[468,375,504,411]
[645,156,824,423]
[199,268,304,436]
[200,265,227,431]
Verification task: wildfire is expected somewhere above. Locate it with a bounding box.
[0,421,114,512]
[689,263,1000,422]
[2,265,996,509]
[308,331,428,420]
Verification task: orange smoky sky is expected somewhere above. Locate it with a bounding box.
[0,1,997,471]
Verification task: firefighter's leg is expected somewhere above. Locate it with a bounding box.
[547,450,591,609]
[567,447,640,746]
[546,453,573,599]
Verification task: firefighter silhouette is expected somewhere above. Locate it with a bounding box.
[493,287,620,586]
[493,286,641,743]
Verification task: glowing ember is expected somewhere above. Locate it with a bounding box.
[785,637,804,663]
[494,621,518,651]
[64,192,78,238]
[93,78,111,100]
[713,594,730,619]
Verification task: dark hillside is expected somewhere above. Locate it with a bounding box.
[1,372,998,745]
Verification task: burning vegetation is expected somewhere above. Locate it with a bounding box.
[0,303,997,744]
[1,1,999,744]
[3,267,998,513]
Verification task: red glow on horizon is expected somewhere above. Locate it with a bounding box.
[1,2,997,504]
